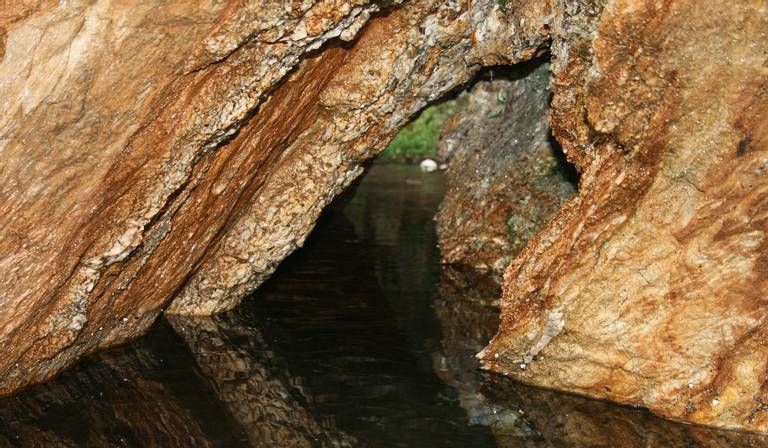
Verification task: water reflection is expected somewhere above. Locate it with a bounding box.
[0,164,766,447]
[167,312,358,448]
[0,322,248,447]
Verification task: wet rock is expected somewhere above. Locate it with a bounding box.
[3,0,766,435]
[482,0,768,432]
[433,267,768,447]
[436,61,577,272]
[0,0,548,395]
[482,377,768,448]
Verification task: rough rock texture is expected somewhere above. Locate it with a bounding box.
[0,0,549,395]
[433,267,768,447]
[481,0,768,433]
[4,0,768,434]
[436,61,576,272]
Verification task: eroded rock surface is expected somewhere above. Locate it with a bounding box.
[481,0,768,433]
[2,0,767,435]
[0,0,549,395]
[436,61,576,272]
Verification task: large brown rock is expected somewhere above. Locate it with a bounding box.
[481,0,768,433]
[0,0,550,395]
[433,267,768,447]
[436,61,576,273]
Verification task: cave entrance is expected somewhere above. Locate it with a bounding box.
[0,58,582,448]
[220,56,582,446]
[378,57,579,274]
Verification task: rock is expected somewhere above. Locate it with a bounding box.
[0,0,550,395]
[432,267,768,447]
[436,61,577,273]
[481,0,768,433]
[419,158,439,172]
[3,0,766,434]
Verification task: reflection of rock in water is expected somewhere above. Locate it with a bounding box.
[167,312,357,448]
[213,167,496,447]
[433,266,501,426]
[482,378,768,448]
[433,267,768,448]
[0,323,246,447]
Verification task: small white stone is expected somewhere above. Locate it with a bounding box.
[420,158,438,172]
[688,383,694,389]
[711,398,720,406]
[519,363,527,370]
[122,317,128,322]
[494,353,499,358]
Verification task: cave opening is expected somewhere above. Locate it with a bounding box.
[0,58,586,446]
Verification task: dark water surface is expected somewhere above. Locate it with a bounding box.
[2,164,767,447]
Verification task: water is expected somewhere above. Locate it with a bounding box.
[1,164,766,447]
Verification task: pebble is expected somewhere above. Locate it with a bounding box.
[419,158,438,172]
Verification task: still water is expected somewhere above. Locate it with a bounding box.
[1,164,766,447]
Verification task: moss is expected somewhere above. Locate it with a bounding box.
[379,97,465,160]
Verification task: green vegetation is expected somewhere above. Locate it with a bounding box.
[380,97,466,161]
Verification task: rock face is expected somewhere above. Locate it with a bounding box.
[0,0,549,395]
[436,61,576,273]
[433,267,768,447]
[481,0,768,433]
